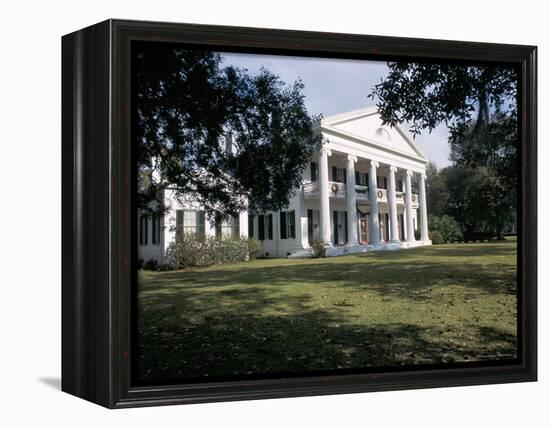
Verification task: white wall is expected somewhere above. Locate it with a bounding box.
[1,1,546,428]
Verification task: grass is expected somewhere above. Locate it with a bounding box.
[137,238,517,382]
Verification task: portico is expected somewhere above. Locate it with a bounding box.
[288,106,431,257]
[302,145,430,256]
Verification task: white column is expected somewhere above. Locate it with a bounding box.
[294,187,309,249]
[239,210,248,238]
[318,148,332,246]
[388,166,400,243]
[346,155,358,245]
[419,172,430,241]
[368,160,381,243]
[405,170,415,242]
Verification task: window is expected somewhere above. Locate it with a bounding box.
[259,213,273,240]
[377,175,387,189]
[248,214,254,238]
[176,209,206,239]
[152,216,161,245]
[139,215,148,245]
[355,171,368,186]
[310,161,318,181]
[331,166,346,183]
[307,209,320,243]
[332,210,348,245]
[280,211,296,239]
[216,215,240,239]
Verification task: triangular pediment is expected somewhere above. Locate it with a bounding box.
[319,107,428,161]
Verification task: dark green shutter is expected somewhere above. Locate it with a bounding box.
[344,211,348,243]
[144,217,148,245]
[152,216,160,244]
[310,162,317,181]
[332,166,337,181]
[248,215,254,238]
[175,210,183,241]
[343,168,347,184]
[280,211,287,239]
[233,215,240,239]
[355,171,359,185]
[268,214,273,240]
[290,210,296,239]
[333,210,338,245]
[307,209,313,243]
[365,173,369,186]
[197,211,205,237]
[384,177,388,189]
[258,215,265,240]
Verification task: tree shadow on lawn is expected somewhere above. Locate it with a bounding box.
[140,258,517,303]
[407,243,517,259]
[137,303,517,382]
[137,242,517,381]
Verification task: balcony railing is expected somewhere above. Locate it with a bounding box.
[303,180,417,205]
[355,185,369,201]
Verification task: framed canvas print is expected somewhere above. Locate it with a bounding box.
[62,19,537,408]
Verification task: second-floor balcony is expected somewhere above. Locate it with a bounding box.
[302,181,418,207]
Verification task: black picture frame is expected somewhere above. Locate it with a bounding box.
[62,19,537,408]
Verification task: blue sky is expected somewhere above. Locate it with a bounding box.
[222,52,451,168]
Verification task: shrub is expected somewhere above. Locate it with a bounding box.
[139,258,171,271]
[247,238,261,260]
[429,230,444,245]
[142,258,159,271]
[165,233,252,269]
[310,240,328,258]
[429,215,460,244]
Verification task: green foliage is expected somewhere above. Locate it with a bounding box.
[425,162,449,218]
[310,240,328,258]
[139,258,171,272]
[370,63,517,243]
[425,162,513,242]
[429,215,460,244]
[247,238,262,260]
[443,166,510,241]
[369,62,517,137]
[134,44,322,219]
[165,234,252,269]
[428,230,444,245]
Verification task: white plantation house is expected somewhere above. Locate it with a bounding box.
[138,106,431,262]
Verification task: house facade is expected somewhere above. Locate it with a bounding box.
[138,107,431,262]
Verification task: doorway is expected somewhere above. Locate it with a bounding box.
[359,216,369,244]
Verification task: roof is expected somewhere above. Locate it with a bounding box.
[314,106,429,163]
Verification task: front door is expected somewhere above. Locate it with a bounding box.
[359,218,368,244]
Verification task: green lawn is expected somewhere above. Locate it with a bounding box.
[137,239,517,381]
